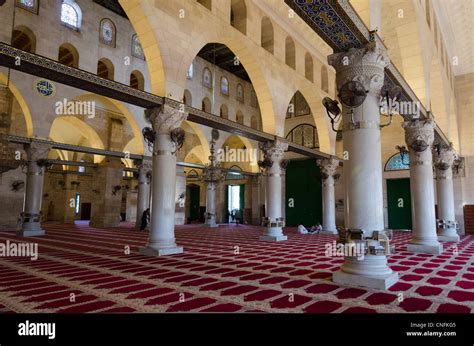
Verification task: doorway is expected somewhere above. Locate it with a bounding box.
[226,184,244,223]
[387,178,412,230]
[187,184,200,222]
[80,202,91,220]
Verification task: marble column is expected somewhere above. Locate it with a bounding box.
[433,146,459,242]
[201,140,224,228]
[317,157,339,234]
[259,139,288,242]
[329,42,398,289]
[140,104,187,256]
[403,119,443,254]
[18,143,50,237]
[134,159,152,229]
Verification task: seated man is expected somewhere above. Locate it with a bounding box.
[309,223,323,233]
[297,224,309,234]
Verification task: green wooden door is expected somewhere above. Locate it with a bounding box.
[387,178,412,230]
[285,159,322,226]
[189,185,200,221]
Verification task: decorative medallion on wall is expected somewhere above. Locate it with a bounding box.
[34,79,55,97]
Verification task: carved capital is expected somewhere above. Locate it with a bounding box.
[259,139,288,164]
[145,104,187,135]
[135,159,152,174]
[433,147,456,171]
[328,42,389,96]
[402,119,435,153]
[317,157,339,179]
[24,142,51,161]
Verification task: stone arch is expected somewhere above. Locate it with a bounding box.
[236,110,244,125]
[220,134,257,172]
[183,89,192,106]
[130,70,145,91]
[97,58,114,80]
[0,73,33,137]
[119,1,166,95]
[285,36,296,69]
[230,0,247,35]
[58,43,79,68]
[250,115,258,130]
[11,25,36,53]
[49,116,105,163]
[220,104,229,119]
[181,121,210,163]
[202,97,212,113]
[261,16,274,54]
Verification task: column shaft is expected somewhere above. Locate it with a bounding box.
[135,161,151,229]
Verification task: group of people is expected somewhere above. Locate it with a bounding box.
[297,222,322,234]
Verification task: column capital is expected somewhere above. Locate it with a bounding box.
[433,147,456,169]
[317,157,339,179]
[24,142,51,162]
[135,159,152,173]
[402,119,436,153]
[259,139,288,164]
[328,42,389,95]
[145,104,187,134]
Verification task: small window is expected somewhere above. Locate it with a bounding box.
[78,160,85,173]
[187,63,193,80]
[61,1,81,30]
[236,83,244,102]
[75,192,80,214]
[202,67,212,88]
[100,19,116,47]
[15,0,39,14]
[131,34,145,60]
[250,90,257,108]
[384,152,410,171]
[220,77,229,96]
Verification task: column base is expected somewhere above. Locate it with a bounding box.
[437,234,460,242]
[17,229,45,237]
[259,235,288,242]
[206,223,219,228]
[333,270,398,290]
[139,246,183,256]
[407,243,443,254]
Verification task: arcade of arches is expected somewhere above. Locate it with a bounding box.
[0,0,473,314]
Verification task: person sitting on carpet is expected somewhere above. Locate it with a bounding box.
[297,224,309,234]
[140,208,150,231]
[309,222,323,233]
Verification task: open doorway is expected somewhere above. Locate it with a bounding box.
[226,184,244,224]
[186,184,201,223]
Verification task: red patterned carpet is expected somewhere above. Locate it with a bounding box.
[0,222,473,313]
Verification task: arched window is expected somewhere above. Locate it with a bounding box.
[78,160,85,173]
[285,124,319,149]
[220,77,229,96]
[11,26,36,53]
[286,91,311,118]
[130,70,144,90]
[197,0,211,10]
[220,104,228,119]
[230,0,247,35]
[321,65,329,93]
[285,36,296,69]
[60,0,82,30]
[250,90,257,108]
[131,34,145,60]
[15,0,39,14]
[202,67,212,88]
[236,111,244,125]
[97,58,114,80]
[384,152,410,171]
[58,43,79,68]
[100,19,116,47]
[261,17,274,54]
[187,169,200,179]
[202,97,211,113]
[425,0,431,28]
[183,90,192,106]
[305,52,313,82]
[250,116,258,130]
[236,83,244,102]
[187,63,193,80]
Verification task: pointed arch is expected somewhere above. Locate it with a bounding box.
[261,16,274,54]
[230,0,247,35]
[285,36,296,69]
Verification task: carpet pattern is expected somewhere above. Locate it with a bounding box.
[0,222,473,313]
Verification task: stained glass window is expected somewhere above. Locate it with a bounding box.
[236,84,244,102]
[16,0,38,13]
[100,19,116,47]
[226,166,244,180]
[131,34,145,60]
[385,152,410,171]
[202,68,212,88]
[61,2,79,29]
[220,77,229,95]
